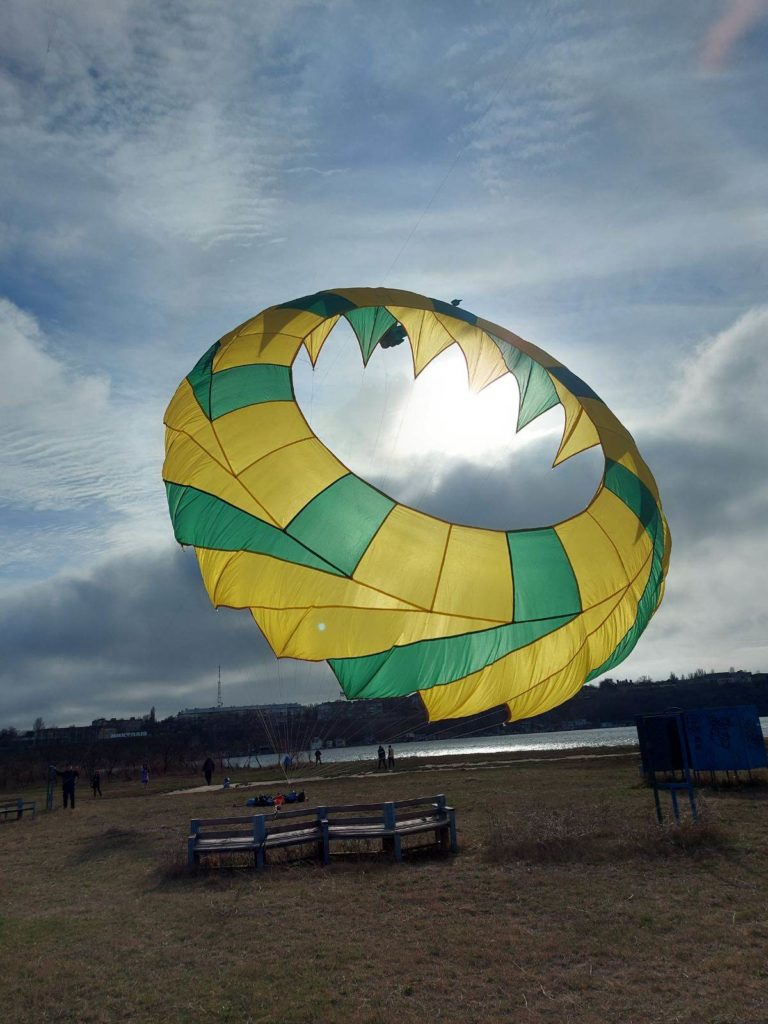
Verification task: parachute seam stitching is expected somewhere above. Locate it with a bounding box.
[428,524,452,613]
[246,602,506,623]
[234,434,317,481]
[164,424,234,475]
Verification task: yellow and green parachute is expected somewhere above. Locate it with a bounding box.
[163,288,670,722]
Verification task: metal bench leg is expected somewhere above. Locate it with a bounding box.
[652,783,663,824]
[321,820,330,866]
[254,815,266,869]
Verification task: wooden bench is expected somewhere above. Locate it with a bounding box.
[188,806,325,868]
[0,798,36,822]
[323,795,458,863]
[187,794,457,868]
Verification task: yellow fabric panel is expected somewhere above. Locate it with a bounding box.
[241,306,325,339]
[303,316,340,365]
[193,548,241,607]
[196,549,419,613]
[353,505,450,611]
[551,380,600,464]
[336,287,433,310]
[555,512,628,610]
[213,332,304,370]
[431,314,510,392]
[252,605,499,659]
[212,401,313,476]
[420,589,626,721]
[580,397,660,502]
[386,306,455,376]
[507,648,591,722]
[433,525,513,622]
[163,379,229,468]
[164,429,276,524]
[587,487,653,579]
[238,437,348,527]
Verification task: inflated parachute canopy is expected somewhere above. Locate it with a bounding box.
[163,288,670,723]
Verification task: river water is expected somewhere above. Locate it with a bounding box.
[229,718,768,769]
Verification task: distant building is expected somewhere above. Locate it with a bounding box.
[176,702,303,719]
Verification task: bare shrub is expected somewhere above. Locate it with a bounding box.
[484,801,730,865]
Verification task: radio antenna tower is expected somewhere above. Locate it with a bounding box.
[217,665,223,708]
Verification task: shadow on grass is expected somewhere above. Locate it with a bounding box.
[154,834,454,885]
[71,826,153,864]
[483,803,732,866]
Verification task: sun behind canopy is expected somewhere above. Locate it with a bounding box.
[163,288,670,722]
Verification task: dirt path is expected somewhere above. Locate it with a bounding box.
[166,749,635,795]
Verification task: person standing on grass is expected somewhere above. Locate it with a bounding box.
[315,748,322,765]
[202,756,215,786]
[377,745,387,770]
[140,764,149,788]
[55,764,79,809]
[387,745,395,771]
[91,769,102,798]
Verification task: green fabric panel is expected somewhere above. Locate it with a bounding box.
[286,474,395,577]
[164,482,344,577]
[186,342,220,419]
[278,291,357,317]
[330,611,576,699]
[210,364,292,419]
[604,460,658,532]
[507,528,581,622]
[490,335,559,430]
[344,307,397,363]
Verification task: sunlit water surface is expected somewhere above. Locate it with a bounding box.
[230,719,768,768]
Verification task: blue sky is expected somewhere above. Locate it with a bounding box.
[1,0,767,727]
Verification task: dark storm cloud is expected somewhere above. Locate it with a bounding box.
[0,548,335,729]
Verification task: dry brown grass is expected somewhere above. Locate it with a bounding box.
[1,750,767,1024]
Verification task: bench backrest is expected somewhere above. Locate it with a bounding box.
[190,796,449,840]
[322,795,447,827]
[191,806,324,841]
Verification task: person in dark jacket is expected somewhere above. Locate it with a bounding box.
[55,764,79,809]
[91,770,102,798]
[377,745,387,770]
[202,757,215,786]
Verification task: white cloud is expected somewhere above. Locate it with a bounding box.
[0,299,112,509]
[0,299,167,582]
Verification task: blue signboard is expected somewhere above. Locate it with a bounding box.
[636,705,767,774]
[682,706,767,772]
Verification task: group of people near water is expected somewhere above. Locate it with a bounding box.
[52,741,399,809]
[377,745,396,770]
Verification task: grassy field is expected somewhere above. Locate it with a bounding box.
[1,750,767,1024]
